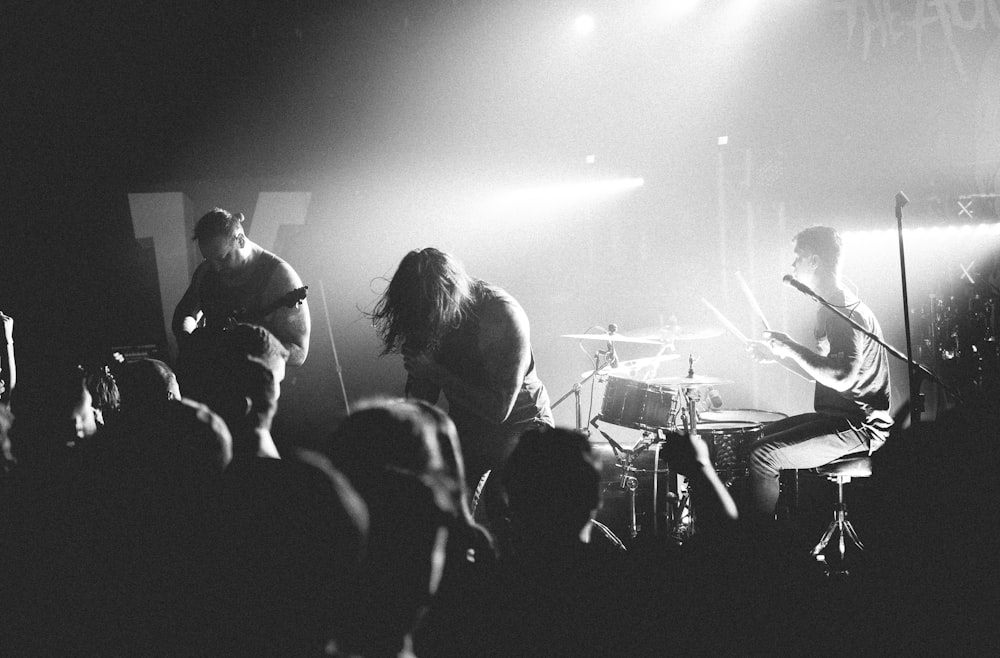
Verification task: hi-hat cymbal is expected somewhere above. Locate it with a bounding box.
[580,354,681,378]
[631,324,724,342]
[647,375,733,387]
[561,332,665,345]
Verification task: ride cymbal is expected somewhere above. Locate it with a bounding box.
[630,324,724,342]
[646,375,733,387]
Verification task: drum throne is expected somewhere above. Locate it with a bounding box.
[801,452,872,575]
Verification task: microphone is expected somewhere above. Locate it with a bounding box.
[708,388,724,410]
[895,191,908,220]
[782,274,819,300]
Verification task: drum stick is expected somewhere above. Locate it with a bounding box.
[734,271,770,331]
[701,298,750,346]
[704,297,816,385]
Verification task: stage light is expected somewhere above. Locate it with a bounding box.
[722,0,760,29]
[840,223,1000,300]
[729,0,760,13]
[659,0,700,18]
[477,177,644,222]
[843,222,1000,241]
[574,14,595,36]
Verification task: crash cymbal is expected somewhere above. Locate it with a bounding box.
[631,324,724,342]
[561,332,665,345]
[580,354,681,378]
[646,375,733,387]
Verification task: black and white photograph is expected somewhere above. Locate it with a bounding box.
[3,1,999,655]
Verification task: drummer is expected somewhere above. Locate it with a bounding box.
[746,226,892,524]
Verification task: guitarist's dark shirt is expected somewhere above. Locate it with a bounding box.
[198,252,287,329]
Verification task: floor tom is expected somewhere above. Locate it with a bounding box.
[695,421,763,486]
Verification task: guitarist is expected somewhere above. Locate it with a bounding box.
[172,208,311,372]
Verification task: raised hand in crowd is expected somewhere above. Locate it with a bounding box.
[1,310,14,403]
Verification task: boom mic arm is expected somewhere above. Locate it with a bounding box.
[780,274,937,385]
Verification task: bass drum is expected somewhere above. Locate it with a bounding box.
[589,439,673,544]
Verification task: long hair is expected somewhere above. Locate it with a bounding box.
[369,248,476,355]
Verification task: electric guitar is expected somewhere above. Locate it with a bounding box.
[222,286,308,330]
[177,286,308,371]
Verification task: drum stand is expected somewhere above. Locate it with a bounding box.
[619,437,648,540]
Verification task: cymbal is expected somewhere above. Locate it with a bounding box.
[646,375,733,387]
[581,354,681,378]
[561,332,665,345]
[631,324,724,342]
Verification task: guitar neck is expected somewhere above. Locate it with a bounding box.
[254,286,309,320]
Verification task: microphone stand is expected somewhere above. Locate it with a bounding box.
[787,269,955,410]
[318,280,351,416]
[894,192,922,427]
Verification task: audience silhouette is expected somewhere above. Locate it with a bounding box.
[0,317,997,655]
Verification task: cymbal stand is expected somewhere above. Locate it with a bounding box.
[672,354,703,540]
[650,438,663,537]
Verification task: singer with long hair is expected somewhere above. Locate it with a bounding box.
[746,226,892,523]
[370,248,553,492]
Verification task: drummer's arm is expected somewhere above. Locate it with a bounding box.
[766,328,859,388]
[747,339,816,383]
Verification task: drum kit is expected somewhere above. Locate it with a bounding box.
[557,324,784,544]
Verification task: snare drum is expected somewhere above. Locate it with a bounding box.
[695,421,763,486]
[698,409,788,426]
[600,376,683,430]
